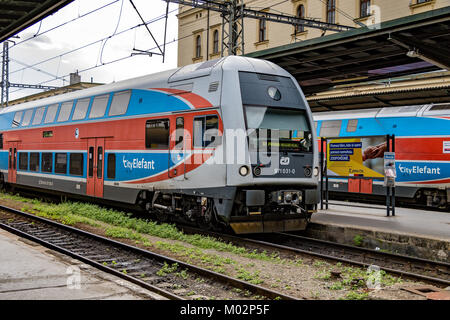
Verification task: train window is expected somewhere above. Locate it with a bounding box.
[319,120,341,137]
[97,146,103,179]
[12,111,23,127]
[9,148,11,169]
[107,154,116,179]
[55,153,67,174]
[43,131,53,138]
[424,104,450,116]
[0,134,3,149]
[109,90,131,116]
[72,98,90,120]
[44,104,59,123]
[13,148,16,170]
[194,115,219,148]
[88,147,94,177]
[19,152,28,170]
[32,107,45,125]
[29,153,40,171]
[175,117,184,148]
[89,94,109,119]
[146,119,169,149]
[346,119,358,132]
[69,153,84,176]
[57,101,73,122]
[42,153,53,173]
[22,109,34,126]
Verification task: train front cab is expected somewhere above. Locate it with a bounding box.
[219,61,320,234]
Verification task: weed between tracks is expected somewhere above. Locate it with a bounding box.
[0,192,421,300]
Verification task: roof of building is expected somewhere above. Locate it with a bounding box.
[0,0,74,43]
[247,7,450,95]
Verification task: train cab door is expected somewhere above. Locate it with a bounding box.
[86,138,105,198]
[8,142,18,184]
[169,117,186,181]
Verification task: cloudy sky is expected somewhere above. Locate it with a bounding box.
[6,0,179,101]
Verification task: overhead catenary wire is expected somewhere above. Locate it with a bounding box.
[9,8,178,77]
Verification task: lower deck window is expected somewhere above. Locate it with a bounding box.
[55,153,67,174]
[30,153,40,171]
[42,153,53,173]
[19,152,28,170]
[69,153,84,176]
[107,153,116,179]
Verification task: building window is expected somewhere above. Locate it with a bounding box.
[258,19,267,42]
[213,30,219,54]
[69,153,84,176]
[417,0,431,3]
[107,153,116,179]
[55,153,67,174]
[195,35,202,58]
[326,0,336,24]
[146,119,170,149]
[360,0,370,18]
[42,153,53,173]
[295,5,305,33]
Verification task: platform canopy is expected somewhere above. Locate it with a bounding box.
[247,7,450,95]
[0,0,74,43]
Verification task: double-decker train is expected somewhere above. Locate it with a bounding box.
[314,104,450,209]
[0,56,320,234]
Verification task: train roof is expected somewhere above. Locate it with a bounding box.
[313,103,450,120]
[1,56,290,115]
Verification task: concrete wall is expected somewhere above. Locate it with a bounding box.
[177,0,450,67]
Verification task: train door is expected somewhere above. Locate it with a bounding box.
[8,142,18,184]
[86,138,105,197]
[169,116,186,181]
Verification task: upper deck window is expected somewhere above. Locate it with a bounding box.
[319,120,342,137]
[109,90,131,116]
[44,104,59,123]
[72,98,90,120]
[12,111,23,127]
[32,107,45,125]
[89,94,109,119]
[21,109,34,126]
[57,101,73,122]
[346,119,358,132]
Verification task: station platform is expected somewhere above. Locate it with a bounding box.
[305,201,450,262]
[0,228,165,300]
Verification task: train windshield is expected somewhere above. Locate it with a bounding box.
[245,106,312,152]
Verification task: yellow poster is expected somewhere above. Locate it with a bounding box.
[327,138,385,178]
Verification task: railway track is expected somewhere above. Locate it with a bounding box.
[181,227,450,287]
[0,204,299,300]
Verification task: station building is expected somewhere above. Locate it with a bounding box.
[177,0,450,68]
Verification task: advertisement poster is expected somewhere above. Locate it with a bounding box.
[326,137,387,178]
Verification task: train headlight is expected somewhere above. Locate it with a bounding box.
[239,165,249,176]
[313,167,319,177]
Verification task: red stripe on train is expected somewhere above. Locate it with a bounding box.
[153,88,213,109]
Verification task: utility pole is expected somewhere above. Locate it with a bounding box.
[1,42,9,108]
[167,0,355,57]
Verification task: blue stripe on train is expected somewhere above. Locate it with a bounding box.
[396,161,450,183]
[106,151,187,181]
[316,117,450,137]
